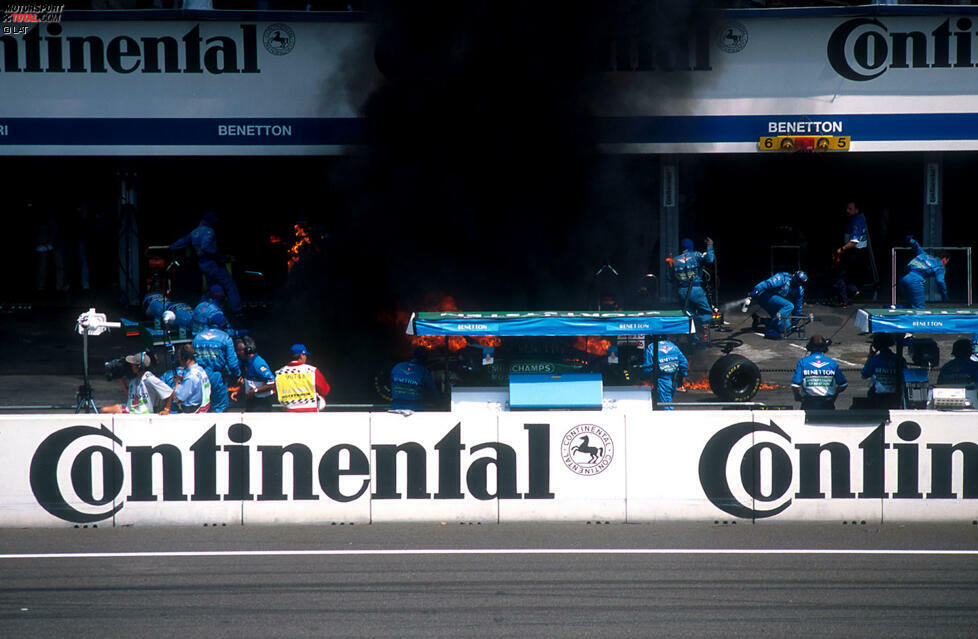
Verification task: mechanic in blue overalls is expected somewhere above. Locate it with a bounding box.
[791,334,848,410]
[192,285,230,334]
[642,339,688,410]
[192,324,240,413]
[236,335,276,412]
[861,333,906,409]
[390,347,440,411]
[162,362,228,413]
[667,237,715,335]
[833,200,870,306]
[170,211,242,316]
[746,271,807,339]
[937,339,978,386]
[899,236,948,309]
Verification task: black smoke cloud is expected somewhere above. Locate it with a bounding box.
[328,1,709,314]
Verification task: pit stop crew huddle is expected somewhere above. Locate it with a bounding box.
[103,300,330,415]
[657,200,958,409]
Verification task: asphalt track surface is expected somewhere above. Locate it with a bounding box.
[1,523,976,638]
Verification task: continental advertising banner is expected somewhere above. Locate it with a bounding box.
[3,10,978,154]
[0,15,378,155]
[594,11,978,152]
[1,411,976,527]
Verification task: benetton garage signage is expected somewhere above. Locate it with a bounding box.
[2,411,975,527]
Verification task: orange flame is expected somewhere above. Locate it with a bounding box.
[474,336,501,347]
[646,373,786,393]
[383,296,472,353]
[573,336,611,356]
[287,224,311,272]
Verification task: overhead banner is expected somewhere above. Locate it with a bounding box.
[2,410,976,527]
[0,14,378,155]
[594,10,978,152]
[3,9,978,154]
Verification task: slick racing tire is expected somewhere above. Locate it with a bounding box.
[371,361,396,403]
[709,354,761,402]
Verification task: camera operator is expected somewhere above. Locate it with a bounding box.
[102,352,174,415]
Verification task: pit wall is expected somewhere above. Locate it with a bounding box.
[1,410,976,527]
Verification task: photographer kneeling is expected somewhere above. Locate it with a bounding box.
[102,352,174,415]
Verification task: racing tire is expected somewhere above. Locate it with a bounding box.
[709,354,761,402]
[371,361,396,403]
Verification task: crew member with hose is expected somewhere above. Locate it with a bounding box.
[900,236,948,309]
[791,334,848,410]
[642,339,688,410]
[667,237,715,336]
[390,347,440,411]
[275,344,331,412]
[746,271,807,339]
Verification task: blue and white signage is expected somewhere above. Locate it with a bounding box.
[0,15,379,155]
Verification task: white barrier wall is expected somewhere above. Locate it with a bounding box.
[1,410,976,527]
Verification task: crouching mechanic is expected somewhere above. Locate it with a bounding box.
[192,287,229,334]
[172,344,211,413]
[102,352,174,415]
[642,338,688,410]
[391,347,440,411]
[747,271,807,339]
[900,236,949,309]
[791,335,848,410]
[193,323,239,412]
[275,344,330,412]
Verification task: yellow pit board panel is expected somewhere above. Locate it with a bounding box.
[759,135,850,152]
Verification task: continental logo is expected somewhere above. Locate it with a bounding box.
[828,17,978,81]
[698,421,978,519]
[29,423,554,524]
[0,23,273,74]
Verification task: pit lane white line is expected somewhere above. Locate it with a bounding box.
[787,342,859,366]
[1,548,977,560]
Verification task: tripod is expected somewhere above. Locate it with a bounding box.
[74,308,121,414]
[76,330,98,414]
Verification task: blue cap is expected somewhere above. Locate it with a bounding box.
[291,343,310,357]
[208,284,225,298]
[680,238,695,252]
[210,312,228,328]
